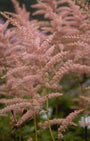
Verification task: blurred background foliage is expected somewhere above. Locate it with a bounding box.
[0,0,36,12]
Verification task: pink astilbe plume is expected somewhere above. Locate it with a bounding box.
[58,109,83,138]
[0,0,89,114]
[0,21,15,69]
[32,0,90,65]
[38,118,77,130]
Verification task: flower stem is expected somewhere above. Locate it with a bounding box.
[45,93,55,141]
[34,115,38,141]
[85,126,87,141]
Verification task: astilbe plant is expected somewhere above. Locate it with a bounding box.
[0,0,90,141]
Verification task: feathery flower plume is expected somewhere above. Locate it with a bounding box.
[58,109,83,138]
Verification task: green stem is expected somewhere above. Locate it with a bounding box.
[7,113,12,140]
[85,126,87,141]
[56,97,59,118]
[34,115,38,141]
[19,128,21,141]
[45,93,55,141]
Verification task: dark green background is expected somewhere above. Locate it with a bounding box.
[0,0,89,12]
[0,0,37,13]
